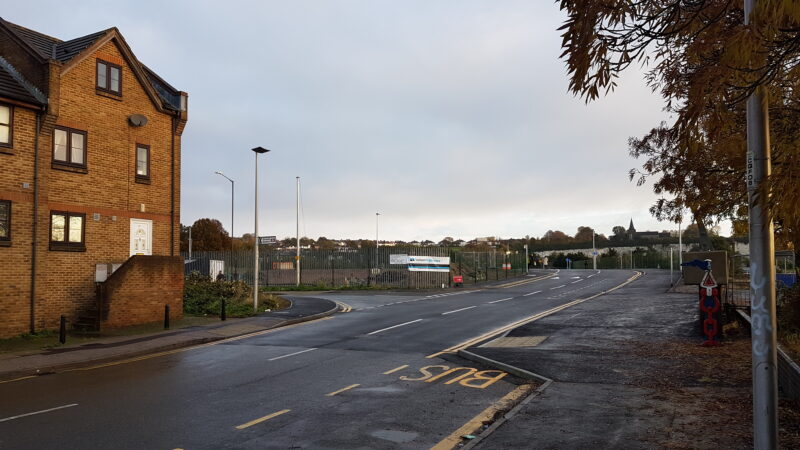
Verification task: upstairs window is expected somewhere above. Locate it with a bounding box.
[96,59,121,95]
[0,104,11,148]
[53,126,87,168]
[50,211,85,251]
[0,200,10,245]
[135,144,150,182]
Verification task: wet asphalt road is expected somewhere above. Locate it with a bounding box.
[0,269,637,449]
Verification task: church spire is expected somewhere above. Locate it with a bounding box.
[628,219,636,232]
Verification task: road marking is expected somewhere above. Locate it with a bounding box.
[587,274,595,278]
[325,384,360,396]
[0,403,78,423]
[235,409,291,430]
[487,297,513,304]
[0,375,36,385]
[16,317,337,381]
[267,348,317,361]
[367,319,423,335]
[550,285,566,290]
[571,280,583,284]
[383,364,409,375]
[442,306,478,315]
[523,290,542,296]
[398,365,508,389]
[496,272,557,288]
[426,271,644,359]
[431,384,534,450]
[336,301,353,313]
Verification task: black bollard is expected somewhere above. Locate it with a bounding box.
[221,298,227,321]
[164,305,170,329]
[59,315,66,344]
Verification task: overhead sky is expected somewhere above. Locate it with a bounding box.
[5,1,708,241]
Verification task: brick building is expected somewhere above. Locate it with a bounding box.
[0,18,188,338]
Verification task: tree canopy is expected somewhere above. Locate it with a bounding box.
[559,1,800,254]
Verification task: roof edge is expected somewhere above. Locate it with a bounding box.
[0,55,47,105]
[0,17,49,62]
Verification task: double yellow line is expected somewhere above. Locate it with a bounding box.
[426,271,641,359]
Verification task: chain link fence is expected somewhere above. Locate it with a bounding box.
[182,247,528,289]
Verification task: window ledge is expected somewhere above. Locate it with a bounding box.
[96,89,122,101]
[0,240,11,247]
[49,243,86,252]
[135,176,151,185]
[0,147,14,155]
[52,162,88,174]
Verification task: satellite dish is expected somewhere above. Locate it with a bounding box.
[128,114,148,127]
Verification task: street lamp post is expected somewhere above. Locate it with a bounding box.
[296,176,301,287]
[252,147,270,312]
[524,244,529,275]
[592,228,597,270]
[375,213,380,279]
[214,171,234,250]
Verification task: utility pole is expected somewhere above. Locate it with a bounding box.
[214,171,235,250]
[670,247,674,286]
[252,147,270,312]
[592,229,597,270]
[745,1,779,447]
[296,176,301,287]
[375,212,380,279]
[524,244,529,275]
[678,218,683,267]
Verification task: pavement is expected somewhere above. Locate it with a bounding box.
[0,269,748,448]
[0,295,340,382]
[458,270,717,449]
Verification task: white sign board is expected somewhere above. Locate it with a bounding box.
[408,255,450,272]
[389,254,409,265]
[210,260,225,279]
[259,236,277,245]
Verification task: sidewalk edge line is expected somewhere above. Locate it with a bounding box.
[461,380,553,450]
[0,300,341,384]
[457,349,552,384]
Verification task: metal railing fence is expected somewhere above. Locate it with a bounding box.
[182,247,529,289]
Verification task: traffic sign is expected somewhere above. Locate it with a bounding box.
[259,236,277,245]
[700,271,717,289]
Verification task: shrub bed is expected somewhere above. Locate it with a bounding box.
[184,271,284,317]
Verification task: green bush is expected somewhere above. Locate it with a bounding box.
[184,271,255,317]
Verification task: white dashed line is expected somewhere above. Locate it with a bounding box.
[0,404,78,423]
[523,290,542,296]
[367,319,423,335]
[550,285,566,290]
[442,306,478,315]
[487,297,514,304]
[268,348,318,361]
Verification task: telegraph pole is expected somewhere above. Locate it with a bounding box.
[296,176,301,287]
[745,1,779,447]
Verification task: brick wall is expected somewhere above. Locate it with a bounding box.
[0,31,185,338]
[0,105,37,337]
[102,255,183,328]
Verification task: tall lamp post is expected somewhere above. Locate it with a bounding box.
[296,176,301,287]
[375,212,380,277]
[252,146,270,312]
[214,171,234,250]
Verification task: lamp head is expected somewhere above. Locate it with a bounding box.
[252,146,270,154]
